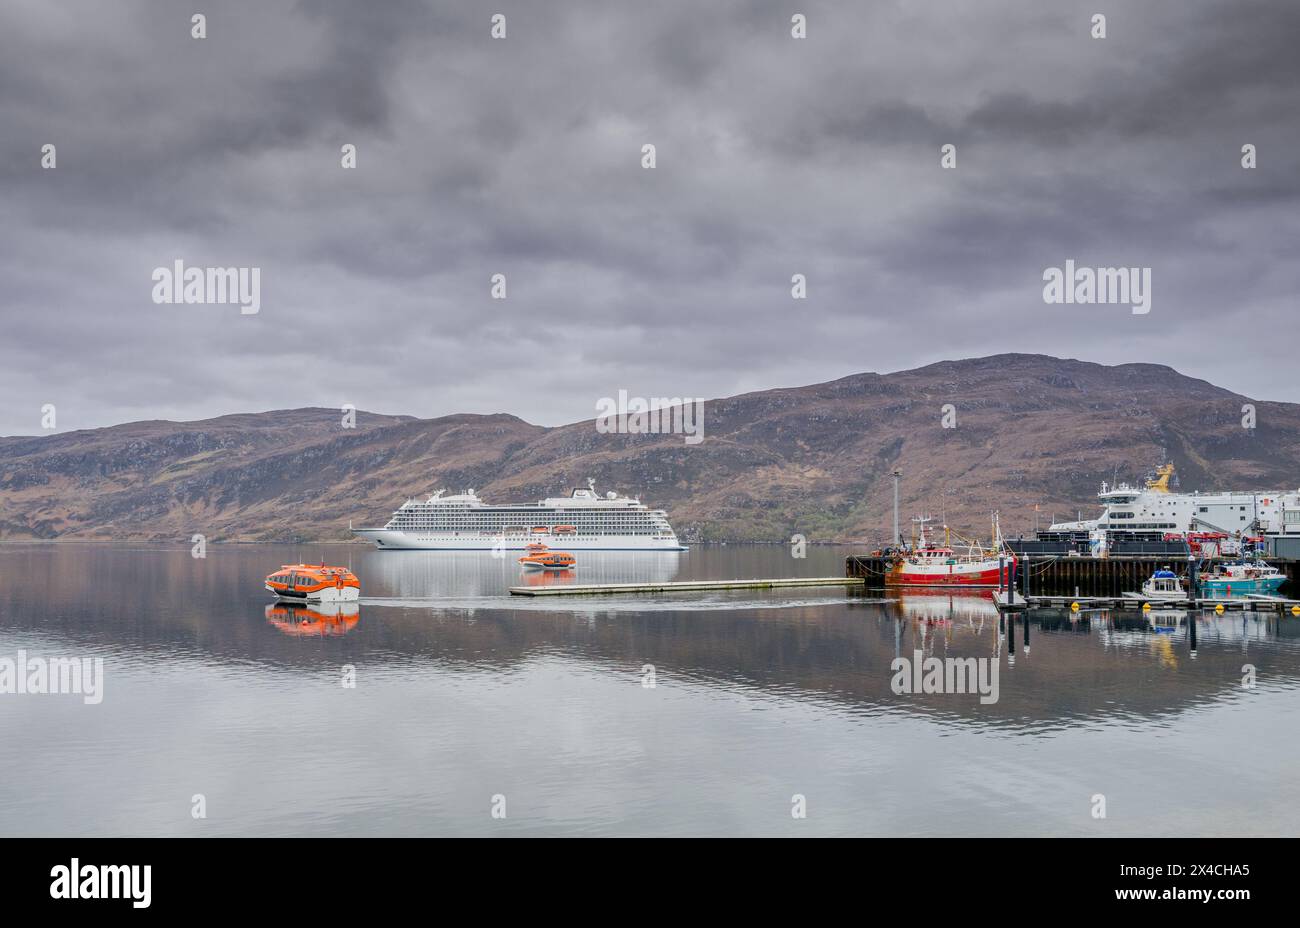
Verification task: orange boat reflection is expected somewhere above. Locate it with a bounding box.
[520,569,577,587]
[265,601,360,637]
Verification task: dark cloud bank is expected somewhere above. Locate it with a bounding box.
[1,0,1296,435]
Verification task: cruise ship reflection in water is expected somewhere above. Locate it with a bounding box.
[361,549,683,600]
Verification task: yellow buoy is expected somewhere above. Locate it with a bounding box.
[1071,601,1080,612]
[1142,602,1151,612]
[1291,605,1299,617]
[1215,604,1225,615]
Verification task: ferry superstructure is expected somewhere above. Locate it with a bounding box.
[354,479,687,551]
[1049,465,1300,538]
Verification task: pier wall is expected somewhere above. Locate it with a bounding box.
[846,554,1300,597]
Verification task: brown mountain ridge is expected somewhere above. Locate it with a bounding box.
[2,354,1297,543]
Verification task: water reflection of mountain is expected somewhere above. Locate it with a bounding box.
[3,545,1300,731]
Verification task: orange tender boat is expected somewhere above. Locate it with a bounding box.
[265,563,361,603]
[518,545,577,571]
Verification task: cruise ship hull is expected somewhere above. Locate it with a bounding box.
[354,529,687,551]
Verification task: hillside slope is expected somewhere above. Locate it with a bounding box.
[3,355,1296,543]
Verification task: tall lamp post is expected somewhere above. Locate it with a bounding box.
[892,468,903,548]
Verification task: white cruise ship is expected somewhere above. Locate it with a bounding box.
[1049,464,1300,537]
[354,479,687,550]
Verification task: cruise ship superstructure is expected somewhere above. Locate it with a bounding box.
[1048,465,1300,538]
[354,479,687,550]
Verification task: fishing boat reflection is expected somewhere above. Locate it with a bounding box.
[265,601,360,637]
[889,589,1011,662]
[893,590,1000,624]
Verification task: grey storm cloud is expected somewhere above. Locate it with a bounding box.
[1,0,1297,435]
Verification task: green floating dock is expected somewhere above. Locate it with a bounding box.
[508,577,867,597]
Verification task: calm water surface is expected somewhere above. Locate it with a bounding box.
[2,543,1298,836]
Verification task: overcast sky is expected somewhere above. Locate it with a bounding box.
[2,0,1296,436]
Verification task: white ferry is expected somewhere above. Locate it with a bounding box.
[354,479,687,551]
[1049,465,1300,538]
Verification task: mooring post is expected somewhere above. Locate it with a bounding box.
[998,556,1005,600]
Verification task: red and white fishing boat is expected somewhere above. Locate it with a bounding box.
[886,516,1015,588]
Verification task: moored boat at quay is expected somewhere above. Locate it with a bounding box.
[1135,568,1188,603]
[1199,559,1286,595]
[885,516,1015,588]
